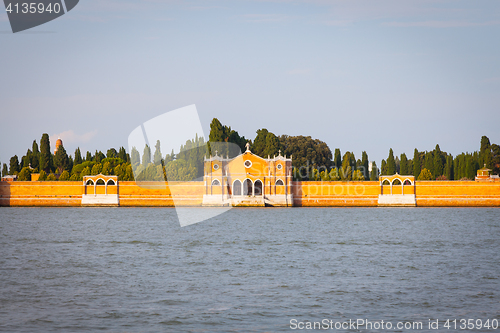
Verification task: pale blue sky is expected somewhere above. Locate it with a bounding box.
[1,0,499,166]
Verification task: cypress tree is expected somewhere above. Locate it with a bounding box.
[400,153,408,175]
[251,129,269,157]
[10,155,20,175]
[39,133,52,173]
[413,149,421,178]
[444,155,454,180]
[361,151,369,180]
[262,132,281,158]
[153,140,163,166]
[433,144,444,178]
[131,147,140,167]
[334,149,342,169]
[31,140,40,171]
[425,152,434,176]
[106,148,118,158]
[85,151,92,162]
[381,159,387,175]
[74,147,83,165]
[22,149,32,168]
[480,135,492,168]
[341,152,352,180]
[386,149,396,175]
[54,145,70,174]
[370,161,378,181]
[142,145,151,166]
[118,147,127,162]
[2,163,7,177]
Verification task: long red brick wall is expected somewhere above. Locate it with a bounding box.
[1,180,499,207]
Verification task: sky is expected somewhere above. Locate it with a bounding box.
[1,0,499,167]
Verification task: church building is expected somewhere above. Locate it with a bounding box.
[202,143,293,206]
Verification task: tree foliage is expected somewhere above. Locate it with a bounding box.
[418,168,433,181]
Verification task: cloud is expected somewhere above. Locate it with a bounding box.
[50,130,98,148]
[382,20,500,28]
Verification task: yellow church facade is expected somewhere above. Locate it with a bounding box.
[202,144,293,206]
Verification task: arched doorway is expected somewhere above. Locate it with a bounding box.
[233,180,242,196]
[254,180,263,196]
[243,179,253,196]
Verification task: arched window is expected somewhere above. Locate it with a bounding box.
[403,179,412,185]
[86,179,94,186]
[275,179,284,186]
[233,180,242,196]
[211,179,221,186]
[254,180,263,196]
[107,179,116,186]
[382,179,390,186]
[392,179,402,186]
[96,179,105,185]
[243,179,253,196]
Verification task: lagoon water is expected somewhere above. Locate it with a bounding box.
[0,208,499,332]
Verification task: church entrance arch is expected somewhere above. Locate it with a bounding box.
[254,180,263,196]
[243,179,253,196]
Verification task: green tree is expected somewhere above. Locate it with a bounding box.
[31,140,40,171]
[480,135,493,168]
[2,163,8,177]
[39,133,52,173]
[329,168,340,181]
[54,145,70,174]
[353,170,365,181]
[386,149,396,175]
[74,147,83,165]
[22,149,32,168]
[102,162,112,175]
[279,135,333,177]
[370,161,378,181]
[418,168,433,180]
[153,140,163,166]
[118,147,128,163]
[18,167,32,181]
[444,155,454,180]
[361,151,369,180]
[95,150,105,163]
[106,148,118,158]
[47,173,57,181]
[424,151,434,176]
[251,129,269,157]
[131,147,140,167]
[85,151,92,162]
[9,155,20,175]
[81,166,91,177]
[381,159,387,176]
[400,153,408,175]
[262,132,281,158]
[38,170,47,181]
[433,144,444,178]
[413,149,421,178]
[334,149,342,169]
[59,170,70,181]
[91,163,102,175]
[142,145,151,167]
[341,152,352,180]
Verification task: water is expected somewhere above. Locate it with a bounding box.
[0,208,499,332]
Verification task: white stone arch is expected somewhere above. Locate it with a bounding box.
[275,179,284,186]
[211,179,221,186]
[85,179,95,195]
[254,179,263,196]
[233,179,242,196]
[243,178,253,196]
